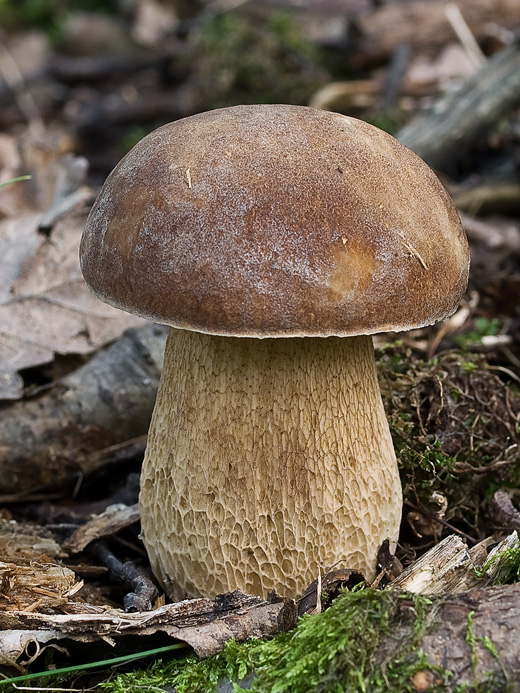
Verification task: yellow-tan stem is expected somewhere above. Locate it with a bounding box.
[140,330,402,600]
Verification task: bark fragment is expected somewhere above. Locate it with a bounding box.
[63,503,140,553]
[0,591,298,664]
[398,38,520,170]
[0,323,168,494]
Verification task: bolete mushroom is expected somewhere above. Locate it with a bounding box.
[80,104,469,601]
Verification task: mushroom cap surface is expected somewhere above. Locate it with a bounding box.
[80,104,469,337]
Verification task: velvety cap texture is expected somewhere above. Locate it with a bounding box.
[80,104,469,337]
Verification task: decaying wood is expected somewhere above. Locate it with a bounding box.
[387,584,520,691]
[453,182,520,216]
[296,533,519,616]
[0,518,63,562]
[390,532,519,594]
[398,38,520,170]
[351,0,520,67]
[0,592,298,665]
[216,540,520,691]
[0,323,167,495]
[0,562,81,613]
[1,530,519,687]
[0,519,83,612]
[6,581,515,690]
[63,503,140,554]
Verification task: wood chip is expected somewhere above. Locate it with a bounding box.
[63,503,140,553]
[390,531,519,594]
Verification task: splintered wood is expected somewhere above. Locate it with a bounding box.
[390,531,519,594]
[0,520,82,612]
[0,562,81,613]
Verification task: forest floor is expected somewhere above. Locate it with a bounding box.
[0,1,519,690]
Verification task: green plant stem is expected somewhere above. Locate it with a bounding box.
[0,643,188,687]
[0,175,31,187]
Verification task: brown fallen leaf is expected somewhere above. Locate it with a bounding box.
[0,208,145,399]
[0,122,146,400]
[488,490,520,531]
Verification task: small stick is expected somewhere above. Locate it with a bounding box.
[395,231,428,270]
[91,540,160,612]
[0,39,44,129]
[406,501,478,544]
[445,4,486,69]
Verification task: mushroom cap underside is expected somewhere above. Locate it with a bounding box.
[80,104,469,337]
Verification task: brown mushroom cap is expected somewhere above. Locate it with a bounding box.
[80,104,469,336]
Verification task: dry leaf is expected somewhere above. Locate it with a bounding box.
[406,43,478,89]
[0,209,145,400]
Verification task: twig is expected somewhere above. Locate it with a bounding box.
[406,501,477,544]
[91,540,160,612]
[455,458,518,474]
[0,38,44,130]
[445,3,486,69]
[381,42,411,111]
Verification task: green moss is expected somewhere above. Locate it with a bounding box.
[463,611,511,693]
[0,0,111,38]
[190,10,328,109]
[455,317,502,351]
[101,588,451,693]
[475,542,520,584]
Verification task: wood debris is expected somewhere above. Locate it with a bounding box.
[63,503,140,554]
[0,591,297,664]
[390,531,519,594]
[0,519,83,613]
[0,562,82,613]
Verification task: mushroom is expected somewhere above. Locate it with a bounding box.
[80,104,469,601]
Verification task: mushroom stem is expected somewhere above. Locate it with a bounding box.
[139,330,402,600]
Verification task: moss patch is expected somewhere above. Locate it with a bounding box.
[101,588,448,693]
[0,0,112,38]
[376,344,520,537]
[189,10,329,109]
[475,540,520,584]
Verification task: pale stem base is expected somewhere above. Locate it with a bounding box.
[140,330,402,600]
